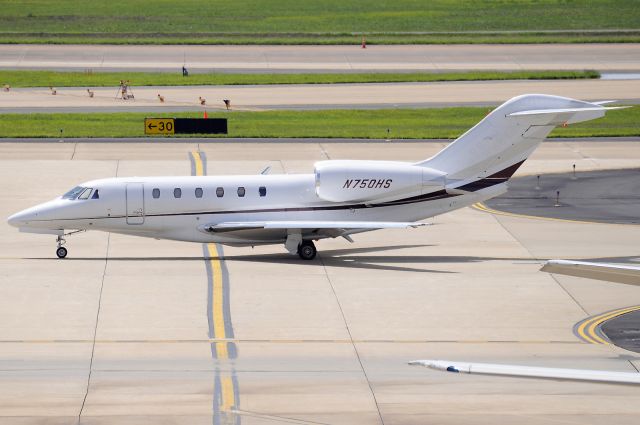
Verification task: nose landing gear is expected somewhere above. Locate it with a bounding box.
[56,246,68,259]
[56,235,67,258]
[53,230,85,259]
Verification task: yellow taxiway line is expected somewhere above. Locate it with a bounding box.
[472,202,636,227]
[574,305,640,345]
[192,151,237,416]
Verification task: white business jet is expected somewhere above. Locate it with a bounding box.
[7,94,624,260]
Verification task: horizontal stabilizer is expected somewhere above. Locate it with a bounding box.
[541,260,640,286]
[200,221,427,233]
[508,106,627,117]
[409,359,640,385]
[508,105,628,125]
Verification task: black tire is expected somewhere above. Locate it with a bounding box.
[298,241,317,260]
[56,247,67,259]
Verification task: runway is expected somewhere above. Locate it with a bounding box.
[2,44,640,73]
[1,139,640,424]
[2,79,640,113]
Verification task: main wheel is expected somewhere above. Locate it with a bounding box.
[56,247,68,259]
[298,241,317,260]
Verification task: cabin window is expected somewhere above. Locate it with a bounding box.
[195,187,203,198]
[216,187,224,198]
[78,188,92,200]
[259,186,267,197]
[237,187,245,197]
[174,188,182,198]
[91,190,100,199]
[152,188,160,199]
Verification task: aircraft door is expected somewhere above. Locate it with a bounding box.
[126,183,145,224]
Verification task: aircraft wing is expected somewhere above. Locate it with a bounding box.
[541,260,640,286]
[200,221,427,233]
[409,359,640,385]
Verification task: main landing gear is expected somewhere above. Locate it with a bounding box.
[297,240,317,260]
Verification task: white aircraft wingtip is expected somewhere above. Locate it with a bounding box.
[410,359,640,385]
[409,360,463,372]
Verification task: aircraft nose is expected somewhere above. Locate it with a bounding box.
[7,207,38,227]
[7,210,26,227]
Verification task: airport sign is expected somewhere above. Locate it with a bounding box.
[145,118,175,135]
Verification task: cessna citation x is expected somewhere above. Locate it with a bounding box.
[7,94,625,259]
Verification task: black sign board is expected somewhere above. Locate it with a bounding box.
[174,118,227,134]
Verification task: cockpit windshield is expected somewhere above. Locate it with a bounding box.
[62,186,95,200]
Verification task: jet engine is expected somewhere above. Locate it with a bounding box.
[314,160,446,203]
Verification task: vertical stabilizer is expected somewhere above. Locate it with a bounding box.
[417,94,623,186]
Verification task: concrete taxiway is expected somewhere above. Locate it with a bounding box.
[2,44,640,73]
[2,79,640,113]
[1,139,640,424]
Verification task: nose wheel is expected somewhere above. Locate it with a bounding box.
[56,246,68,259]
[53,230,84,259]
[56,235,67,259]
[297,241,317,260]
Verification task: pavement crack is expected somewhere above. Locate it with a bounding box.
[319,143,330,160]
[77,233,110,423]
[232,409,331,424]
[476,205,590,316]
[318,253,385,425]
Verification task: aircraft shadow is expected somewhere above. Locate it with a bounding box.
[24,244,546,274]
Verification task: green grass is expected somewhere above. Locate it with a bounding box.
[0,0,638,44]
[0,106,636,139]
[0,70,600,88]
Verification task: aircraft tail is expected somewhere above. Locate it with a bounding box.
[418,94,626,189]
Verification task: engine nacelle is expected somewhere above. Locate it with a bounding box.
[314,160,445,203]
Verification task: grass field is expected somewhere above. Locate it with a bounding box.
[0,0,638,44]
[0,70,600,88]
[0,106,636,139]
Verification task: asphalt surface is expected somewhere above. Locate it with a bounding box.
[485,169,640,225]
[2,44,640,73]
[602,311,640,354]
